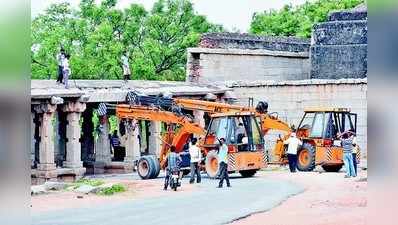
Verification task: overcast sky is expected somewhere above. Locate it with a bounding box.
[31,0,310,32]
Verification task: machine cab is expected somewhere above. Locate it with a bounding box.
[204,112,264,152]
[296,108,357,144]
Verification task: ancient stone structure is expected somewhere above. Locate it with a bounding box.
[31,80,230,183]
[310,4,367,79]
[185,5,368,163]
[187,33,311,83]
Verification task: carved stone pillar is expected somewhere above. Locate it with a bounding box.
[139,121,148,153]
[95,115,112,165]
[62,102,86,177]
[31,112,35,168]
[148,121,162,157]
[34,103,58,181]
[193,110,205,128]
[124,120,140,171]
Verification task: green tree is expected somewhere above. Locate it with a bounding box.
[250,0,364,38]
[31,0,222,80]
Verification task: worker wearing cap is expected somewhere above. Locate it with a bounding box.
[283,132,302,173]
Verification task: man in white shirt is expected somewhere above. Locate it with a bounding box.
[283,132,302,173]
[217,138,231,188]
[62,54,71,89]
[121,51,131,81]
[189,138,202,184]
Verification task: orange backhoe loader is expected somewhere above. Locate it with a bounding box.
[273,107,360,172]
[116,93,291,179]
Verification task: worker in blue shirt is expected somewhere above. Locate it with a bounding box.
[217,138,231,188]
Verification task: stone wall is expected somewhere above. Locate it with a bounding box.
[226,78,367,161]
[187,48,310,83]
[200,32,310,52]
[186,33,311,83]
[310,5,367,79]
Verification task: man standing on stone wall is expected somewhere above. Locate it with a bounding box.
[121,51,131,81]
[56,47,65,84]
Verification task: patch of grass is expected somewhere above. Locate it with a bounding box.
[97,184,126,196]
[73,178,105,189]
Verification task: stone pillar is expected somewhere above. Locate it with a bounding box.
[193,110,205,127]
[34,103,58,182]
[62,102,86,177]
[124,120,140,171]
[140,121,147,153]
[148,121,162,157]
[95,115,112,166]
[31,112,36,168]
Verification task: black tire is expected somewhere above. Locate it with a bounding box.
[239,169,257,177]
[297,143,316,172]
[322,164,343,172]
[137,156,153,179]
[205,150,220,179]
[147,155,160,178]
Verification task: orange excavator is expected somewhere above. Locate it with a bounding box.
[116,92,292,179]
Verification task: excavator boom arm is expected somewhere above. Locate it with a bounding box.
[174,98,252,114]
[116,104,206,168]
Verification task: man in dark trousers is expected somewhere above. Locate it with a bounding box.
[283,132,302,173]
[163,146,181,190]
[56,47,65,84]
[217,138,231,188]
[189,138,202,184]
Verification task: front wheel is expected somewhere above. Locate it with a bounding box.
[205,150,220,179]
[297,143,316,171]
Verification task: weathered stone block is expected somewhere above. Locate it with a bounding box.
[310,45,367,79]
[313,20,367,45]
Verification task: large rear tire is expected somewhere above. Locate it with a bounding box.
[205,150,220,179]
[239,169,257,177]
[137,156,153,179]
[322,164,343,172]
[147,155,160,178]
[297,143,316,171]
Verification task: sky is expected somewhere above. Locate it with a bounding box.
[31,0,310,32]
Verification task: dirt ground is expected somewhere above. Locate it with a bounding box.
[230,169,367,225]
[31,177,198,213]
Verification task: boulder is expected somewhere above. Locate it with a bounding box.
[31,185,47,195]
[44,181,68,191]
[74,185,100,194]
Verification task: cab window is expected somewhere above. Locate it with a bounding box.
[310,113,325,137]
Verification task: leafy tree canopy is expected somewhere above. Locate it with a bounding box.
[250,0,364,38]
[31,0,222,80]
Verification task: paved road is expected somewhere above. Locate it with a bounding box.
[32,173,303,225]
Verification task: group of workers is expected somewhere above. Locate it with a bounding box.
[55,48,71,89]
[283,130,359,178]
[54,47,132,87]
[163,137,231,190]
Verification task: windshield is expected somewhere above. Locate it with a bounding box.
[206,115,263,148]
